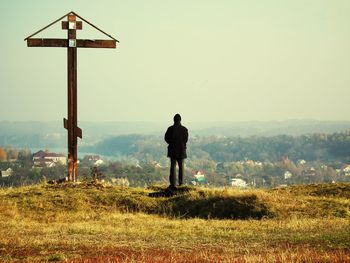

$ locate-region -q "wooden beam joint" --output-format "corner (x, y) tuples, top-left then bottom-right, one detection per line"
(62, 21), (82, 30)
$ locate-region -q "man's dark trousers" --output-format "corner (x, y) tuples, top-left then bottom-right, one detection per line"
(170, 158), (184, 187)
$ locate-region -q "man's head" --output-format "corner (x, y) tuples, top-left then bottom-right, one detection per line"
(173, 114), (181, 123)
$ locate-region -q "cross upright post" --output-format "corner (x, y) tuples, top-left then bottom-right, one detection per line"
(66, 13), (79, 181)
(25, 11), (118, 182)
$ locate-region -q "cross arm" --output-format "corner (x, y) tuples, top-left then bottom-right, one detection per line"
(27, 38), (116, 48)
(78, 39), (116, 48)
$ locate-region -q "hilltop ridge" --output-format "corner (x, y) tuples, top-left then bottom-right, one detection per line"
(1, 182), (349, 220)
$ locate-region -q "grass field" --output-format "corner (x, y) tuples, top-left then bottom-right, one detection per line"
(0, 183), (349, 262)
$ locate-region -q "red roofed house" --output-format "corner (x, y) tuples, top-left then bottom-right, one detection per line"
(33, 150), (66, 167)
(192, 170), (206, 183)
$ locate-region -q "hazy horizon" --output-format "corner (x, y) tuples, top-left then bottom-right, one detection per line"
(1, 1), (350, 123)
(1, 119), (350, 124)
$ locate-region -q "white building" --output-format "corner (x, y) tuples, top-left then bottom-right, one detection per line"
(284, 171), (293, 179)
(231, 178), (247, 188)
(94, 159), (105, 166)
(342, 164), (350, 176)
(298, 160), (306, 165)
(33, 150), (66, 167)
(1, 168), (13, 178)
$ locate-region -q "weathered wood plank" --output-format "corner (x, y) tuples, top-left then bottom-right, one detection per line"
(27, 38), (67, 47)
(76, 39), (116, 48)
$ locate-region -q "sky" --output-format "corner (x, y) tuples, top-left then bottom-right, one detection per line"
(1, 0), (350, 123)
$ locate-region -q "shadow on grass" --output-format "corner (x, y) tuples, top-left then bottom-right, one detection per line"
(147, 186), (272, 219)
(164, 194), (272, 219)
(4, 183), (273, 220)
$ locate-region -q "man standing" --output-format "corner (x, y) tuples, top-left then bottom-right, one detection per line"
(165, 114), (188, 190)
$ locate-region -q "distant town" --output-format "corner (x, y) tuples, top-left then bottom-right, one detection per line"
(1, 119), (350, 188)
(1, 130), (350, 188)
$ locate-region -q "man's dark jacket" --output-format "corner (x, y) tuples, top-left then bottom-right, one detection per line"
(165, 123), (188, 159)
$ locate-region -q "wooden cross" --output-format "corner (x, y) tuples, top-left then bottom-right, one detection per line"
(25, 11), (118, 182)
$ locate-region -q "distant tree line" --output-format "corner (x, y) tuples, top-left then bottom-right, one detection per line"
(82, 132), (350, 164)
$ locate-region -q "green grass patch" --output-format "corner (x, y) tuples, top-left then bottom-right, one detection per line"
(48, 253), (66, 262)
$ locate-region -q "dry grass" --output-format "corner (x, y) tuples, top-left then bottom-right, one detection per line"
(0, 183), (349, 262)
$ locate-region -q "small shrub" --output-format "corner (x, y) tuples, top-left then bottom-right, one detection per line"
(48, 253), (66, 261)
